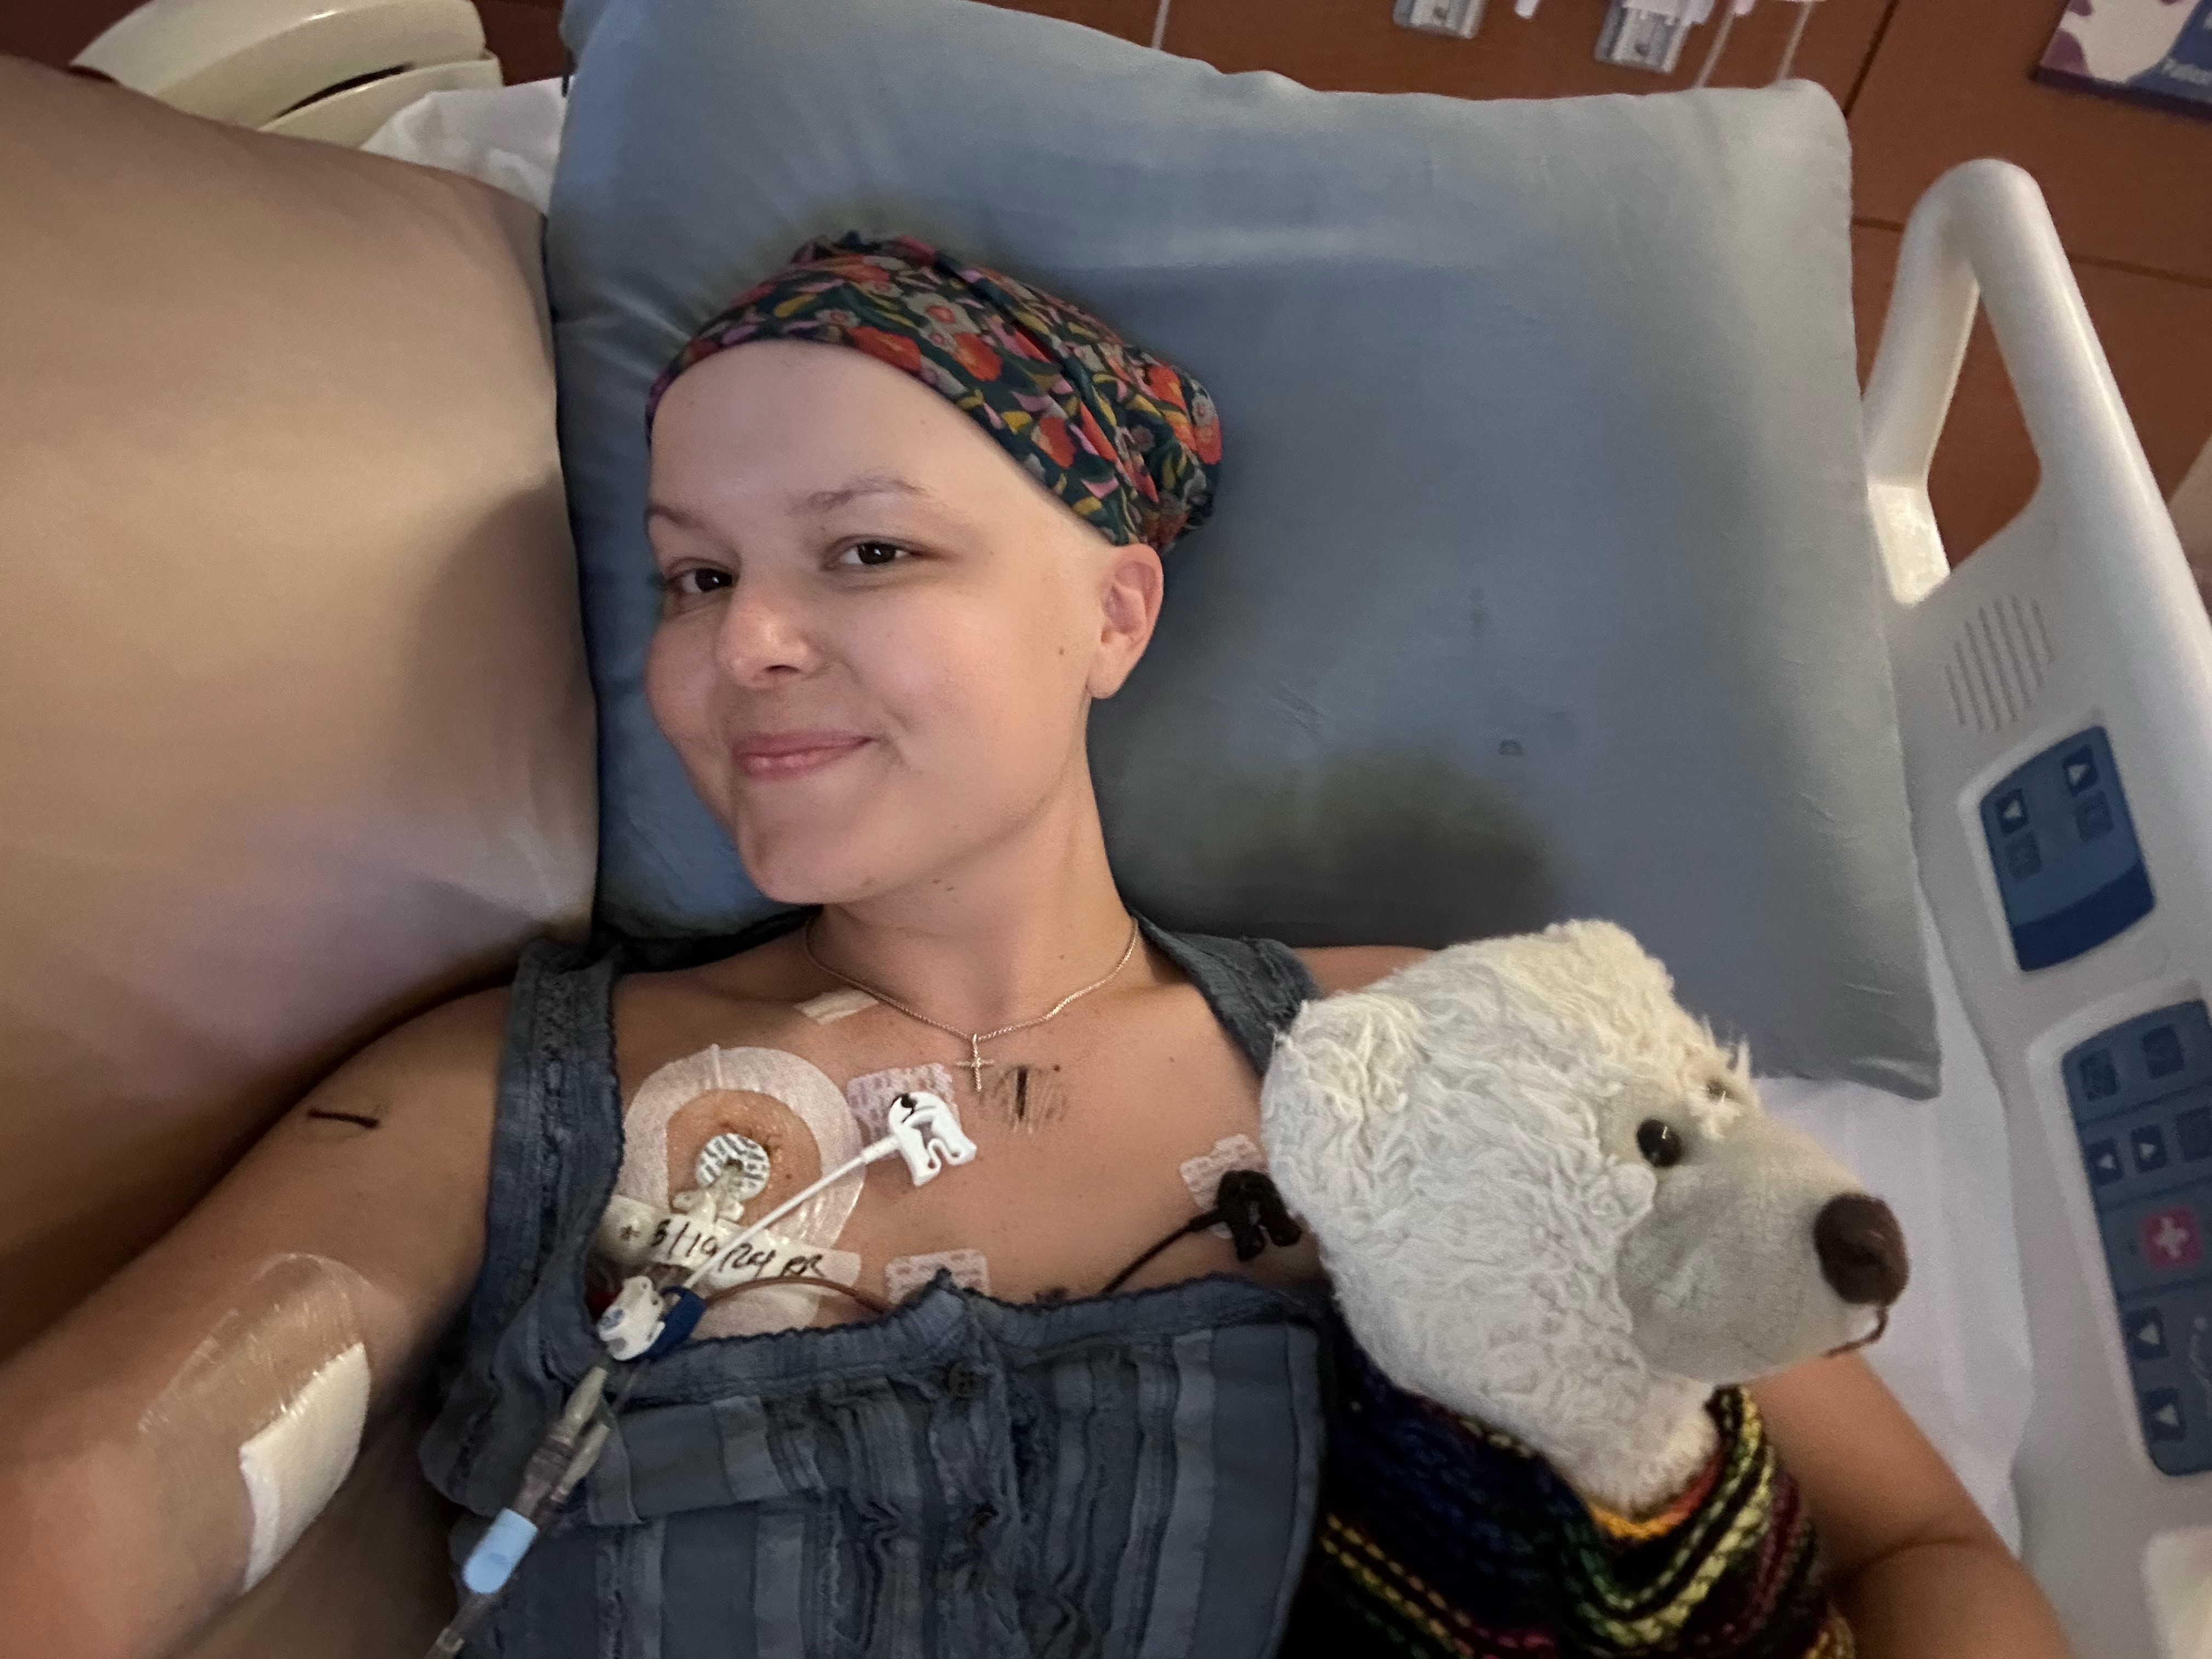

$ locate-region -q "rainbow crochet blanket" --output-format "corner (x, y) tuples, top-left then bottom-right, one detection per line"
(1281, 1336), (1853, 1658)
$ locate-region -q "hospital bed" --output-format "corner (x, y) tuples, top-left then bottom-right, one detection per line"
(10, 14), (2212, 1652)
(1864, 157), (2212, 1659)
(396, 84), (2212, 1650)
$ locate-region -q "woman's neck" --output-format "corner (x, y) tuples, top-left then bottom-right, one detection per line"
(804, 774), (1143, 1032)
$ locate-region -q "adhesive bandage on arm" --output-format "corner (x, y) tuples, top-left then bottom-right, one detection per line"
(136, 1253), (374, 1594)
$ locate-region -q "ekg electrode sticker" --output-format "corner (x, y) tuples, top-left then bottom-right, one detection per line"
(1182, 1135), (1267, 1237)
(885, 1248), (991, 1301)
(846, 1063), (962, 1138)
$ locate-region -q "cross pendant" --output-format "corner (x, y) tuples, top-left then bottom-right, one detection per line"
(960, 1043), (995, 1096)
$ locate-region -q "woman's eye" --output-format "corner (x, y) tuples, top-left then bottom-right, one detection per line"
(837, 540), (913, 569)
(660, 566), (733, 603)
(1637, 1119), (1685, 1169)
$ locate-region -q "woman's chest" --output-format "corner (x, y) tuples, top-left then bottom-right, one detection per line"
(602, 977), (1320, 1325)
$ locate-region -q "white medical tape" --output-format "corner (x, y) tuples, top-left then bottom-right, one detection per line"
(697, 1227), (859, 1295)
(797, 986), (878, 1024)
(695, 1237), (865, 1341)
(845, 1063), (961, 1138)
(885, 1248), (991, 1301)
(238, 1341), (371, 1589)
(1181, 1134), (1267, 1238)
(617, 1046), (862, 1249)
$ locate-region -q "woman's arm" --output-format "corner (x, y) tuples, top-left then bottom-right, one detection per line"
(0, 988), (508, 1659)
(1751, 1353), (2073, 1659)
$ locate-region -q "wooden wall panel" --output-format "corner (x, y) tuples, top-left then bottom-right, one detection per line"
(0, 1), (138, 66)
(1160, 0), (1892, 107)
(12, 0), (2201, 593)
(1853, 223), (2212, 562)
(476, 0), (566, 82)
(1850, 0), (2212, 282)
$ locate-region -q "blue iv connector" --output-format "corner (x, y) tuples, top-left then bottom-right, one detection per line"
(460, 1507), (541, 1595)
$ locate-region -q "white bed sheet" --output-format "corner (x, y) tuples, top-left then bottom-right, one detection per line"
(366, 75), (2038, 1550)
(363, 78), (566, 213)
(1765, 894), (2035, 1549)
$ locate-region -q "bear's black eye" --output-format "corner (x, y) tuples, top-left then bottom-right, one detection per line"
(1637, 1119), (1685, 1169)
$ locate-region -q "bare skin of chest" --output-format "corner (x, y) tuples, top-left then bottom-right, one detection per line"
(610, 944), (1322, 1323)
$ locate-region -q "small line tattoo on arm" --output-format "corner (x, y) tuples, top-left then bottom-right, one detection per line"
(304, 1108), (381, 1130)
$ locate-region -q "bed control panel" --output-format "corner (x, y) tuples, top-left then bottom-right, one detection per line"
(1979, 726), (2155, 972)
(2068, 1001), (2212, 1475)
(1978, 726), (2155, 972)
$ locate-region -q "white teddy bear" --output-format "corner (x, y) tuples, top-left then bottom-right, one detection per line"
(1262, 921), (1906, 1658)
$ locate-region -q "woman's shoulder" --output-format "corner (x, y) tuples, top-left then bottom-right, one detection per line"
(1295, 945), (1431, 997)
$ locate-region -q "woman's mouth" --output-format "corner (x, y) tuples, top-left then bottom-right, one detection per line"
(731, 732), (871, 780)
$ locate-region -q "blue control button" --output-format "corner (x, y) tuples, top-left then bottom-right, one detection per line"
(2135, 1125), (2172, 1173)
(2081, 1049), (2120, 1103)
(2065, 1005), (2212, 1127)
(1979, 726), (2153, 972)
(2145, 1388), (2188, 1444)
(2126, 1307), (2171, 1360)
(2085, 1138), (2125, 1187)
(2180, 1109), (2212, 1163)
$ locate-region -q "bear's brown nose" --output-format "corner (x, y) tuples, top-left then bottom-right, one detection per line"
(1814, 1193), (1909, 1306)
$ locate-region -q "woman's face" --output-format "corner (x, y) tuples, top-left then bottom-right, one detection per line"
(645, 340), (1161, 905)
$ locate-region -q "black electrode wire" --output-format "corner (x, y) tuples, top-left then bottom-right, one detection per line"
(1100, 1215), (1221, 1296)
(1100, 1170), (1305, 1297)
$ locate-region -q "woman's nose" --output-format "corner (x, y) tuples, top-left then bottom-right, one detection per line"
(713, 583), (816, 681)
(1813, 1193), (1910, 1306)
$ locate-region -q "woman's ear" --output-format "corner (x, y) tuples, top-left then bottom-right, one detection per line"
(1088, 540), (1164, 699)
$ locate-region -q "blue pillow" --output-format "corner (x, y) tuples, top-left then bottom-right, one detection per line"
(551, 0), (1938, 1095)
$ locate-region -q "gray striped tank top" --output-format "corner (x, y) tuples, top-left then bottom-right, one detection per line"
(418, 913), (1333, 1658)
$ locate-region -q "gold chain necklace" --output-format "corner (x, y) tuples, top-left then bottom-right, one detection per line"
(800, 913), (1142, 1106)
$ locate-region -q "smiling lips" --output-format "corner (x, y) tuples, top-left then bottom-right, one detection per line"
(732, 731), (871, 780)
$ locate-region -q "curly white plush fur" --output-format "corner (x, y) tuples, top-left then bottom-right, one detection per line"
(1261, 921), (1892, 1516)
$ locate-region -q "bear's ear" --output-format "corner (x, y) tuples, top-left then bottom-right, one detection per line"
(1263, 985), (1427, 1128)
(1545, 919), (1671, 986)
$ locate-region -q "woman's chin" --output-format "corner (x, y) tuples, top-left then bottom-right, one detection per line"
(737, 834), (902, 908)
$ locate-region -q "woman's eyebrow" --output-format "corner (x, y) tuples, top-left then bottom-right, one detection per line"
(645, 499), (709, 532)
(800, 473), (935, 514)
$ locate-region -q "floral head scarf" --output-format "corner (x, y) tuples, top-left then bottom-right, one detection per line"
(646, 233), (1222, 553)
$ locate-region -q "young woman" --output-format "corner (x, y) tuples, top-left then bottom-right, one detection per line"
(0, 237), (2068, 1659)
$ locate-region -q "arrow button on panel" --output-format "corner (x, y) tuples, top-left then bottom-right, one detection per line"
(2144, 1387), (2187, 1443)
(2063, 748), (2098, 794)
(1996, 790), (2030, 833)
(2126, 1307), (2170, 1361)
(2085, 1138), (2124, 1187)
(2135, 1125), (2172, 1174)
